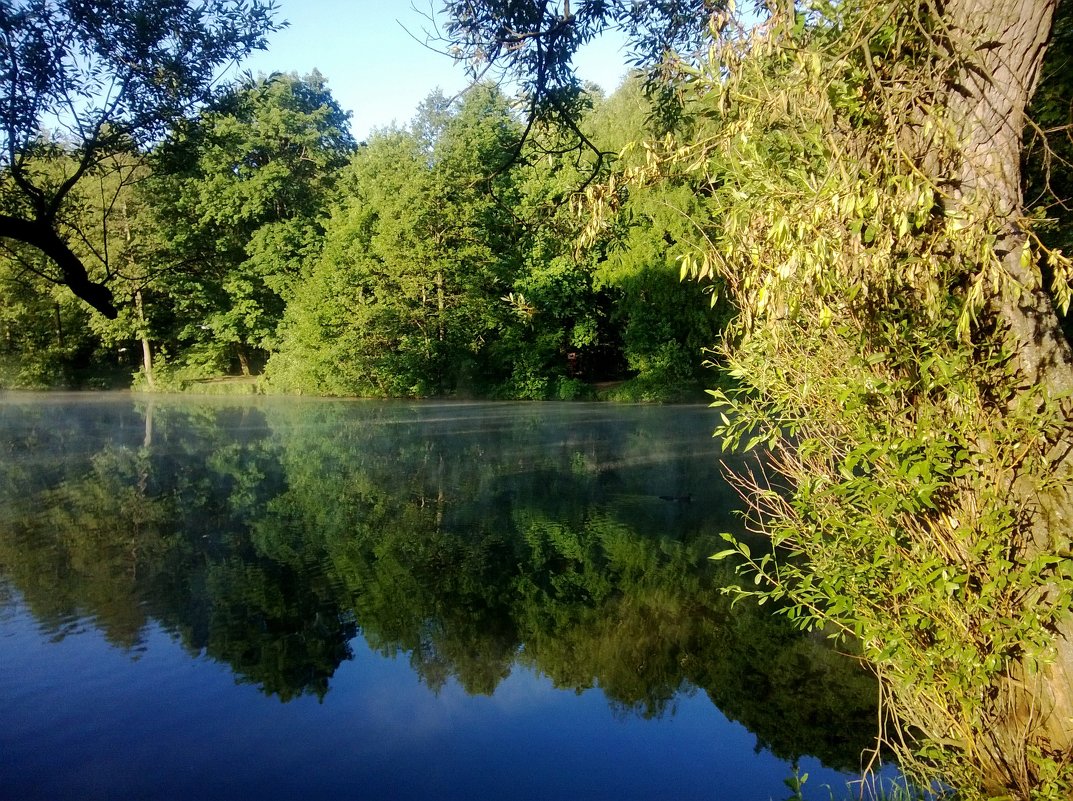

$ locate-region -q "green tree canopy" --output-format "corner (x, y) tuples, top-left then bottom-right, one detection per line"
(0, 0), (282, 318)
(268, 84), (524, 395)
(145, 71), (355, 376)
(442, 0), (1073, 797)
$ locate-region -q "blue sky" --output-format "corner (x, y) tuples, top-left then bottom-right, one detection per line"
(237, 1), (632, 141)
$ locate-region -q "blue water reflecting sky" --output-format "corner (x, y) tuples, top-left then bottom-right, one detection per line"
(0, 396), (892, 801)
(2, 600), (864, 801)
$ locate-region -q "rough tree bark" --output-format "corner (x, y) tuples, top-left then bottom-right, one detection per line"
(945, 0), (1073, 784)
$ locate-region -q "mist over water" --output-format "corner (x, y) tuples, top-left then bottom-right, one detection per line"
(0, 394), (886, 801)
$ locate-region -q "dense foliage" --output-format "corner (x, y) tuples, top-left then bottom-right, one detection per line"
(0, 0), (282, 317)
(4, 1), (1073, 797)
(433, 0), (1073, 798)
(683, 7), (1073, 794)
(146, 71), (356, 377)
(0, 65), (723, 399)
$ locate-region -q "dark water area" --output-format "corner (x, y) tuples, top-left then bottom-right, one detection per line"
(0, 394), (887, 801)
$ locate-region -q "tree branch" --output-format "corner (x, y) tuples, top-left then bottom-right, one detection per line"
(0, 214), (117, 317)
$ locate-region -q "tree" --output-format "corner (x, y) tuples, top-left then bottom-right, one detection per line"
(0, 0), (282, 318)
(268, 85), (524, 395)
(0, 147), (149, 387)
(442, 0), (1073, 796)
(0, 255), (99, 386)
(437, 0), (718, 176)
(486, 78), (727, 401)
(145, 71), (354, 376)
(583, 77), (728, 399)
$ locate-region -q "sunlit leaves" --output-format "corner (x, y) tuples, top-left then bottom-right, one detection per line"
(267, 85), (524, 396)
(143, 71), (354, 374)
(573, 0), (1073, 795)
(0, 0), (284, 315)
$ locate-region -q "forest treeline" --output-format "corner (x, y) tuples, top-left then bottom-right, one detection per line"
(0, 72), (724, 401)
(5, 0), (1073, 795)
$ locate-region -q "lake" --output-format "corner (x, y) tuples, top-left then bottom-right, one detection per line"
(0, 394), (886, 801)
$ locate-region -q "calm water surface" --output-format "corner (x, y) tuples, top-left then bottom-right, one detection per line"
(0, 394), (883, 801)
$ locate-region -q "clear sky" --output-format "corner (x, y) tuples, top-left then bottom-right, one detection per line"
(237, 1), (631, 141)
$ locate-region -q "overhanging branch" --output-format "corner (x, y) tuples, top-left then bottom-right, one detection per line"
(0, 214), (117, 317)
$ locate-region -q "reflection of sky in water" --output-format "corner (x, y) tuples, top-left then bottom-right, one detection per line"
(0, 396), (892, 801)
(1, 608), (866, 801)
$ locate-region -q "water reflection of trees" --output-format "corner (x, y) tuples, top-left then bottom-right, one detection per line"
(0, 397), (879, 770)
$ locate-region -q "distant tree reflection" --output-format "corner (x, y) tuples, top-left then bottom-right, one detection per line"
(0, 398), (880, 770)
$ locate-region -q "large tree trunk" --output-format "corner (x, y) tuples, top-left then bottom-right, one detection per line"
(948, 0), (1073, 396)
(945, 0), (1073, 787)
(236, 346), (252, 377)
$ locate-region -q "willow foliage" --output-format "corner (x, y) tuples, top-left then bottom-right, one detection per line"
(581, 1), (1073, 797)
